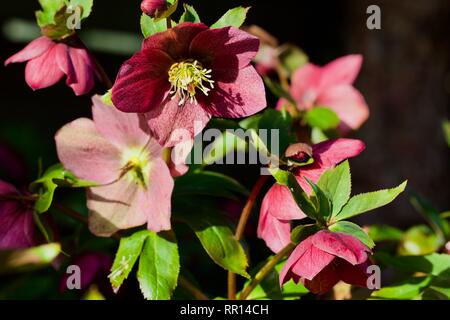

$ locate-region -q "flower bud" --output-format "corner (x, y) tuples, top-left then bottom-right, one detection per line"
(285, 143), (313, 163)
(141, 0), (168, 18)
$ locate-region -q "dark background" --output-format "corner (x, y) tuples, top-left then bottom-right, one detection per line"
(0, 0), (449, 262)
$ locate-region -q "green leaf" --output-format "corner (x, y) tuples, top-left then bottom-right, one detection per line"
(179, 4), (200, 23)
(35, 0), (66, 27)
(30, 163), (97, 213)
(185, 215), (249, 278)
(137, 231), (180, 300)
(101, 89), (113, 106)
(202, 131), (248, 166)
(140, 13), (167, 38)
(269, 168), (317, 220)
(310, 127), (328, 144)
(258, 108), (294, 156)
(68, 0), (93, 19)
(278, 45), (308, 77)
(211, 7), (249, 29)
(335, 181), (407, 221)
(305, 178), (331, 221)
(291, 224), (319, 244)
(0, 243), (61, 274)
(371, 276), (431, 300)
(374, 252), (450, 276)
(317, 160), (351, 218)
(109, 230), (149, 293)
(174, 170), (249, 200)
(367, 224), (403, 242)
(408, 191), (449, 239)
(329, 221), (375, 249)
(398, 225), (441, 256)
(304, 107), (340, 130)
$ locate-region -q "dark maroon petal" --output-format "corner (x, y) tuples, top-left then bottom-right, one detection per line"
(301, 261), (341, 294)
(338, 259), (371, 288)
(142, 22), (208, 61)
(112, 48), (173, 113)
(146, 96), (211, 147)
(0, 140), (29, 184)
(200, 65), (266, 118)
(190, 26), (259, 73)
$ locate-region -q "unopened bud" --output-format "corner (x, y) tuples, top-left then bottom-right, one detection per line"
(141, 0), (168, 18)
(285, 143), (313, 163)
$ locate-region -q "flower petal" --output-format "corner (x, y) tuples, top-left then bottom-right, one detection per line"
(143, 22), (208, 60)
(201, 65), (266, 118)
(316, 85), (369, 132)
(291, 242), (335, 280)
(91, 95), (151, 149)
(146, 97), (211, 147)
(55, 118), (122, 184)
(67, 46), (95, 95)
(320, 54), (363, 88)
(257, 202), (291, 253)
(261, 184), (306, 221)
(301, 261), (340, 294)
(190, 26), (259, 72)
(112, 48), (173, 113)
(4, 36), (54, 65)
(290, 63), (322, 110)
(279, 237), (313, 285)
(87, 179), (147, 237)
(338, 259), (370, 288)
(312, 230), (370, 265)
(24, 45), (64, 90)
(312, 138), (365, 168)
(138, 158), (174, 232)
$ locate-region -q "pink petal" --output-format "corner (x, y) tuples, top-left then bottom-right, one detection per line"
(290, 63), (322, 110)
(143, 22), (208, 60)
(87, 179), (147, 237)
(190, 26), (260, 72)
(320, 54), (363, 88)
(67, 46), (95, 95)
(4, 36), (54, 65)
(112, 48), (173, 113)
(338, 260), (370, 288)
(301, 261), (340, 294)
(279, 236), (317, 285)
(168, 141), (192, 177)
(24, 45), (64, 90)
(201, 65), (266, 118)
(261, 184), (306, 220)
(55, 118), (122, 185)
(316, 85), (369, 132)
(91, 95), (152, 149)
(291, 241), (335, 280)
(312, 138), (365, 168)
(257, 203), (291, 253)
(146, 97), (211, 148)
(312, 230), (370, 265)
(138, 158), (174, 232)
(54, 43), (76, 85)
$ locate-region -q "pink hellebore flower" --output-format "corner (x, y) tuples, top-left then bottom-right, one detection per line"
(280, 230), (371, 294)
(55, 95), (174, 237)
(112, 22), (266, 147)
(258, 138), (365, 253)
(5, 36), (97, 96)
(0, 180), (36, 249)
(278, 55), (369, 133)
(141, 0), (168, 17)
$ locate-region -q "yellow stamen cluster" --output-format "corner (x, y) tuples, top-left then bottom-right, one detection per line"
(168, 59), (214, 105)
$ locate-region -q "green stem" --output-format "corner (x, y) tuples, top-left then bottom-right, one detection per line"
(239, 242), (296, 300)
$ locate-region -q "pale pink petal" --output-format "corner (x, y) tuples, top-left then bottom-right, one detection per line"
(290, 63), (322, 110)
(262, 184), (306, 220)
(87, 179), (147, 237)
(138, 158), (174, 232)
(91, 95), (151, 149)
(146, 97), (211, 148)
(168, 141), (193, 177)
(320, 54), (363, 88)
(316, 85), (369, 132)
(24, 45), (64, 90)
(201, 65), (266, 118)
(279, 236), (314, 285)
(312, 230), (370, 265)
(257, 202), (291, 253)
(55, 118), (122, 184)
(4, 36), (54, 65)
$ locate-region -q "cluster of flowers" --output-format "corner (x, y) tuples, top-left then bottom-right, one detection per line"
(1, 0), (376, 296)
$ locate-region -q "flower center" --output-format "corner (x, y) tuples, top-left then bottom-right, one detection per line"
(168, 59), (215, 106)
(121, 148), (151, 188)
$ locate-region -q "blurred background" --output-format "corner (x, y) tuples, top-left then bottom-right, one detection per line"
(0, 0), (449, 298)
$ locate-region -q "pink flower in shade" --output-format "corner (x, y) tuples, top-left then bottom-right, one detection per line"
(55, 95), (174, 237)
(0, 180), (37, 249)
(112, 22), (266, 147)
(5, 36), (97, 96)
(141, 0), (168, 17)
(278, 55), (369, 133)
(279, 230), (372, 294)
(257, 139), (365, 253)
